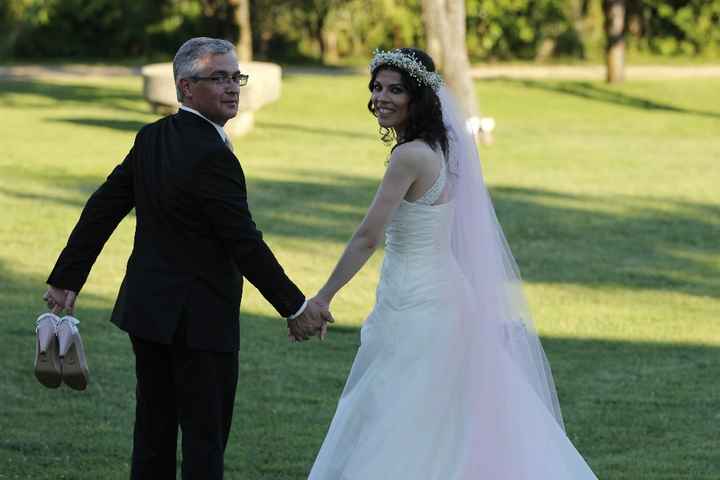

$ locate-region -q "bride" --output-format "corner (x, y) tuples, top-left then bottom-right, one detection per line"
(307, 48), (598, 479)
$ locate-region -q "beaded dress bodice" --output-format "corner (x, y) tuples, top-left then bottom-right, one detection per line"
(384, 162), (451, 257)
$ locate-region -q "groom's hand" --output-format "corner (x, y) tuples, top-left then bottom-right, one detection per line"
(287, 315), (311, 342)
(43, 285), (77, 315)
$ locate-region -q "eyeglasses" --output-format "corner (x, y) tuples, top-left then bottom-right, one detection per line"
(191, 73), (249, 86)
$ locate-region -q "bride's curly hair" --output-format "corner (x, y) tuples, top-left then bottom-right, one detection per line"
(367, 48), (448, 158)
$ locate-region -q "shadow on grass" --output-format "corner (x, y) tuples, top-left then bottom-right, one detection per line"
(0, 169), (135, 217)
(247, 172), (378, 243)
(249, 177), (720, 298)
(1, 255), (718, 478)
(0, 184), (102, 211)
(4, 78), (714, 297)
(7, 158), (717, 298)
(49, 117), (147, 133)
(256, 121), (376, 140)
(539, 335), (719, 477)
(492, 78), (720, 119)
(492, 186), (720, 298)
(0, 79), (149, 115)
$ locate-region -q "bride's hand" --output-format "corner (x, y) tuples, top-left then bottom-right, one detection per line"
(309, 295), (334, 340)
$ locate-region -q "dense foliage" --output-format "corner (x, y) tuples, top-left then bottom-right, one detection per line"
(1, 0), (718, 61)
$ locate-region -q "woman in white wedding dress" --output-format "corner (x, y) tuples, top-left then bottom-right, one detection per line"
(307, 48), (598, 480)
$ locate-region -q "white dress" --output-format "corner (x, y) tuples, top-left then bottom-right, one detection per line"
(309, 163), (597, 480)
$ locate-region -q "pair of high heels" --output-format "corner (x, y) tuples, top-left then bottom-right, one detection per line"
(34, 313), (89, 390)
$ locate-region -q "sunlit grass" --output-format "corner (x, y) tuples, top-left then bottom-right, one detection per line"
(0, 72), (718, 479)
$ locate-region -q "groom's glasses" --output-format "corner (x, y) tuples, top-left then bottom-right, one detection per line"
(191, 73), (249, 87)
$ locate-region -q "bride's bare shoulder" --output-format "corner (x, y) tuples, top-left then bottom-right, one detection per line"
(389, 140), (441, 167)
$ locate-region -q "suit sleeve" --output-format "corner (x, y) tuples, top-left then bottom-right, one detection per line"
(196, 148), (305, 317)
(47, 146), (135, 292)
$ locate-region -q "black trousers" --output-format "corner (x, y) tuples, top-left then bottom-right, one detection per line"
(129, 321), (239, 480)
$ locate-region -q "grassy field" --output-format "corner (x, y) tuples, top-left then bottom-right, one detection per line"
(0, 71), (718, 479)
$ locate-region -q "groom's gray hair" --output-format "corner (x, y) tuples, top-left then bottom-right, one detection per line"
(173, 37), (236, 102)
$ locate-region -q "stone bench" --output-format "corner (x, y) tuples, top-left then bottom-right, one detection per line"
(141, 61), (282, 136)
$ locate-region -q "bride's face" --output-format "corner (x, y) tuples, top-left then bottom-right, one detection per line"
(371, 69), (411, 132)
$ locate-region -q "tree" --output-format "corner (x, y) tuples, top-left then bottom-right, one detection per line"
(421, 0), (481, 136)
(604, 0), (626, 83)
(293, 0), (343, 62)
(230, 0), (252, 62)
(421, 0), (446, 70)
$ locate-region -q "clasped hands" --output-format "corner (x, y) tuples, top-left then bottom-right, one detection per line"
(287, 296), (334, 342)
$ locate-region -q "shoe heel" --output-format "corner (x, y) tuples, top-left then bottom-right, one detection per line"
(57, 316), (89, 391)
(61, 336), (89, 391)
(34, 313), (61, 388)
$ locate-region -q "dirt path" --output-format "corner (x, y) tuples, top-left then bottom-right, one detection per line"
(470, 64), (720, 80)
(1, 63), (718, 80)
(0, 64), (140, 79)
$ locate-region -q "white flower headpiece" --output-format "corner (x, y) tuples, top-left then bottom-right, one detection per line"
(369, 48), (443, 92)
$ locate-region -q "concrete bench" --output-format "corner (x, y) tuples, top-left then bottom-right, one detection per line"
(141, 61), (282, 136)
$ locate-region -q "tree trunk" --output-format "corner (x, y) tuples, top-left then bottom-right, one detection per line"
(315, 17), (327, 61)
(420, 0), (478, 118)
(604, 0), (625, 83)
(323, 29), (339, 63)
(535, 37), (557, 62)
(305, 8), (328, 62)
(421, 0), (447, 70)
(231, 0), (252, 62)
(421, 0), (482, 140)
(444, 0), (479, 120)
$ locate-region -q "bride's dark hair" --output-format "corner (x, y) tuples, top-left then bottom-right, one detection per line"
(367, 48), (449, 158)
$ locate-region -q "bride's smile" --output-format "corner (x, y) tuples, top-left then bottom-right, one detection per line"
(371, 69), (410, 131)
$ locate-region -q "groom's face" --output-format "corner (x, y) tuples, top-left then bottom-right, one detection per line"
(182, 52), (240, 125)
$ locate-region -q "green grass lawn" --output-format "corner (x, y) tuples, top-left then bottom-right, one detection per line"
(0, 71), (718, 479)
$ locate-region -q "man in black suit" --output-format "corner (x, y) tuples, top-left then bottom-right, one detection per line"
(43, 37), (331, 479)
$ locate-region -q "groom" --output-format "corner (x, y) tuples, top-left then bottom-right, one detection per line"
(43, 37), (331, 479)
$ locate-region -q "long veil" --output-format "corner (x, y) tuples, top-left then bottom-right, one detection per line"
(439, 86), (564, 429)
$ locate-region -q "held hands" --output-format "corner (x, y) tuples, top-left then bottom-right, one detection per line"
(42, 285), (77, 315)
(287, 296), (334, 342)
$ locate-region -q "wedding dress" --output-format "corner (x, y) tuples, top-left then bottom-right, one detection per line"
(308, 89), (598, 480)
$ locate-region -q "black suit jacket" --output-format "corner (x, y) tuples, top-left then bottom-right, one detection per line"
(48, 110), (304, 352)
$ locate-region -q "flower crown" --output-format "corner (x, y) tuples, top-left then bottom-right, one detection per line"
(369, 49), (443, 92)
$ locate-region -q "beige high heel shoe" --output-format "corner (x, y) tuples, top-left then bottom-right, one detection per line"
(34, 313), (62, 388)
(57, 316), (89, 391)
